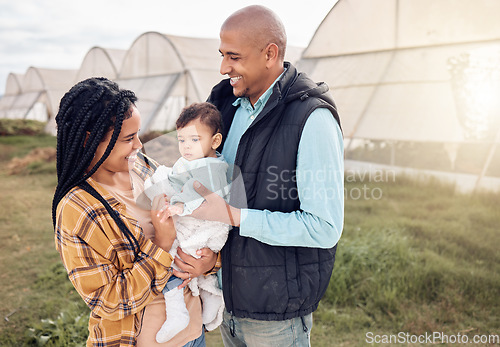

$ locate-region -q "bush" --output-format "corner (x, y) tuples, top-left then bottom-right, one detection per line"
(24, 263), (90, 346)
(0, 119), (47, 136)
(25, 306), (88, 346)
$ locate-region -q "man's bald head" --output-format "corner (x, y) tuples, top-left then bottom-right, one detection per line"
(221, 5), (287, 61)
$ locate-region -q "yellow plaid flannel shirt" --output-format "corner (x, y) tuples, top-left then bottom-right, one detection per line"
(55, 154), (173, 346)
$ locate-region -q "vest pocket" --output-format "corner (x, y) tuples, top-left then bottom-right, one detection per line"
(231, 264), (288, 314)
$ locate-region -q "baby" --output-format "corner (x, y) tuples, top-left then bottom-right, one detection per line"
(144, 102), (230, 343)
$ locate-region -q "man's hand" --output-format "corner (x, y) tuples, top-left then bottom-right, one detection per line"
(190, 181), (241, 226)
(173, 248), (217, 289)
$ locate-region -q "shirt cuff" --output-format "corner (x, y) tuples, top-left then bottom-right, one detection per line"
(239, 208), (263, 239)
(142, 239), (174, 269)
(140, 240), (174, 294)
(204, 252), (222, 276)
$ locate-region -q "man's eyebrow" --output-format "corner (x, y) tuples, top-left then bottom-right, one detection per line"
(219, 49), (240, 56)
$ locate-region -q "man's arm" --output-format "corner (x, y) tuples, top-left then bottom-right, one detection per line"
(191, 108), (343, 248)
(239, 108), (344, 248)
(170, 162), (229, 215)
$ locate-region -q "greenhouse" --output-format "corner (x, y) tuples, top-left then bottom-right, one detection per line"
(297, 0), (500, 191)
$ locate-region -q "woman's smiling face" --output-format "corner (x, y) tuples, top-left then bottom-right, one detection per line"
(88, 105), (143, 175)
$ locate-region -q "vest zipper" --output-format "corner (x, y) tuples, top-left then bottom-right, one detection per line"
(229, 312), (236, 337)
(300, 315), (309, 333)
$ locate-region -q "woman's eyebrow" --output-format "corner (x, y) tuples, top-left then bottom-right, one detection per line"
(123, 131), (137, 139)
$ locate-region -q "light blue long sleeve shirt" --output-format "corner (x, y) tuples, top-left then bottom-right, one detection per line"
(221, 74), (344, 249)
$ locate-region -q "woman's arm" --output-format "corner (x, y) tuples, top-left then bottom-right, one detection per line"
(56, 197), (174, 321)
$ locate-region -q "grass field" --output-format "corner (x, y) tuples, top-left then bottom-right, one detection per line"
(0, 135), (499, 346)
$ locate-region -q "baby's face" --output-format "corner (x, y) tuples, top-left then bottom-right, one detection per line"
(177, 118), (217, 161)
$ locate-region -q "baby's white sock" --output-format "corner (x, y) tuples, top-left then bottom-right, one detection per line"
(201, 291), (222, 325)
(156, 287), (190, 343)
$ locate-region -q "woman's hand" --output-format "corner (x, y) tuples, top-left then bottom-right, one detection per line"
(173, 248), (217, 289)
(150, 194), (176, 251)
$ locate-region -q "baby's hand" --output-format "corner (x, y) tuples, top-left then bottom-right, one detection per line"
(168, 203), (184, 216)
(151, 194), (176, 250)
(151, 207), (171, 228)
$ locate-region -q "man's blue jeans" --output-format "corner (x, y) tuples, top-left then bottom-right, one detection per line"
(183, 328), (206, 347)
(220, 310), (312, 346)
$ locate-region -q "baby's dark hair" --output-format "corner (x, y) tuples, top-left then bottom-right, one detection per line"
(52, 77), (141, 259)
(176, 102), (223, 135)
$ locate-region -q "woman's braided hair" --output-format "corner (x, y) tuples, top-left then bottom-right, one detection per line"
(52, 77), (140, 258)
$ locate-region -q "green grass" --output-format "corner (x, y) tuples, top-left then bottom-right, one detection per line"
(314, 176), (500, 345)
(0, 119), (47, 136)
(1, 136), (499, 346)
(0, 135), (56, 163)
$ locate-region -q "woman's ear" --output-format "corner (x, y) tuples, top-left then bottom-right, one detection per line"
(212, 133), (223, 149)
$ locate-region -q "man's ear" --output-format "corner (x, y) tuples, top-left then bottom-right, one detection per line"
(84, 131), (90, 147)
(212, 133), (223, 149)
(265, 43), (279, 67)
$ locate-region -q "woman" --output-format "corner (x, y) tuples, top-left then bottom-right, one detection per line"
(52, 77), (217, 346)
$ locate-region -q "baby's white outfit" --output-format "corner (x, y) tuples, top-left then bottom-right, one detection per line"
(144, 155), (230, 343)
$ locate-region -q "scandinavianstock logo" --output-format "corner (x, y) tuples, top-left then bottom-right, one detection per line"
(344, 167), (396, 200)
(265, 165), (395, 201)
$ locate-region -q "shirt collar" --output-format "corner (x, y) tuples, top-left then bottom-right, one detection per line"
(232, 68), (287, 110)
(85, 153), (154, 209)
(86, 176), (121, 208)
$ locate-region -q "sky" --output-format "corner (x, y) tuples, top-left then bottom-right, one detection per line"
(0, 0), (337, 95)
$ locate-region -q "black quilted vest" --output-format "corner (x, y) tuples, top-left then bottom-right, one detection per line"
(207, 62), (341, 320)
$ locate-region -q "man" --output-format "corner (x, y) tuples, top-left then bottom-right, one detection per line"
(191, 5), (344, 346)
